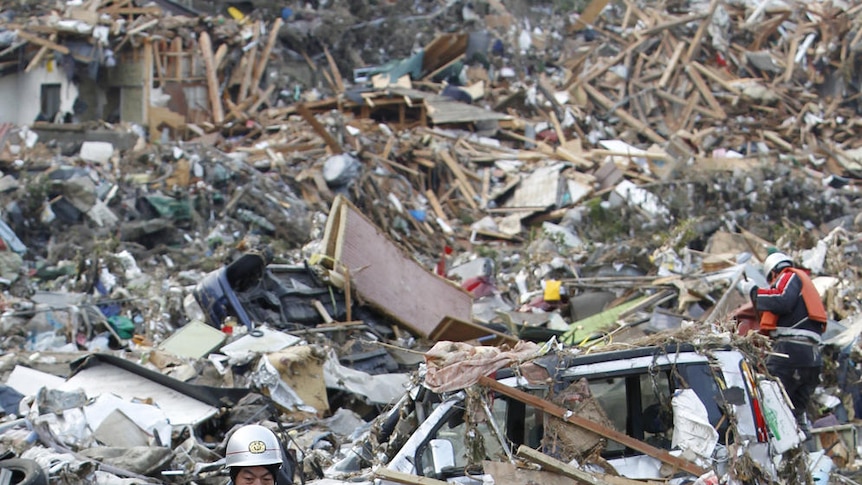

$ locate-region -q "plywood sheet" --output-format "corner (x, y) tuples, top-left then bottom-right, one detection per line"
(429, 316), (518, 346)
(323, 196), (472, 337)
(483, 461), (572, 485)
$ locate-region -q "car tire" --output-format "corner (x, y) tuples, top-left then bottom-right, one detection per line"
(0, 458), (49, 485)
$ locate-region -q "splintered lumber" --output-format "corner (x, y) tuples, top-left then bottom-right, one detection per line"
(483, 461), (578, 485)
(683, 0), (719, 64)
(636, 12), (709, 37)
(15, 31), (70, 55)
(583, 84), (667, 144)
(297, 103), (343, 154)
(321, 196), (472, 338)
(198, 32), (224, 124)
(425, 189), (448, 222)
(239, 23), (260, 101)
(515, 446), (614, 485)
(25, 34), (55, 73)
(323, 46), (345, 93)
(251, 18), (284, 93)
(375, 467), (449, 485)
(477, 376), (708, 477)
(438, 149), (479, 203)
(685, 65), (726, 118)
(688, 62), (741, 95)
(570, 0), (611, 31)
(658, 41), (685, 88)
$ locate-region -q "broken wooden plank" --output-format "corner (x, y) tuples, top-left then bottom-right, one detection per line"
(682, 0), (719, 64)
(152, 40), (166, 87)
(239, 23), (260, 102)
(652, 88), (718, 118)
(439, 149), (479, 202)
(125, 18), (160, 37)
(570, 0), (611, 31)
(199, 31), (224, 124)
(252, 18), (284, 93)
(101, 6), (162, 15)
(685, 65), (727, 118)
(583, 83), (667, 144)
(25, 33), (56, 73)
(15, 31), (70, 55)
(478, 376), (708, 477)
(375, 467), (450, 485)
(657, 41), (685, 88)
(636, 12), (709, 37)
(430, 316), (519, 346)
(323, 45), (345, 93)
(321, 196), (473, 338)
(763, 130), (793, 152)
(425, 189), (448, 222)
(297, 103), (343, 154)
(484, 461), (577, 485)
(516, 446), (614, 485)
(688, 62), (741, 95)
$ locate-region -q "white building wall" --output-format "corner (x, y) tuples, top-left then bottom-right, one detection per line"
(0, 62), (79, 125)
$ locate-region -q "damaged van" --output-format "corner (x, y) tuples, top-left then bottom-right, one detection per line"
(322, 343), (817, 484)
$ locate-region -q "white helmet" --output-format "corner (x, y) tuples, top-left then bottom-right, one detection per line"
(225, 424), (283, 468)
(763, 252), (792, 278)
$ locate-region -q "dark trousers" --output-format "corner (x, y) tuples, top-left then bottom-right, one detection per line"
(766, 363), (820, 420)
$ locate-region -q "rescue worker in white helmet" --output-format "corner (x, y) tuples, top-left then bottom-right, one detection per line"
(739, 251), (828, 433)
(225, 424), (283, 485)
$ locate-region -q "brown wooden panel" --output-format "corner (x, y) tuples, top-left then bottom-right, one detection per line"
(324, 196), (472, 337)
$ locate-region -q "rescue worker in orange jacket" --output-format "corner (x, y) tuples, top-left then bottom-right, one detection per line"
(739, 251), (828, 429)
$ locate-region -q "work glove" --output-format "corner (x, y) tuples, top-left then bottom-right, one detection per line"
(737, 279), (758, 300)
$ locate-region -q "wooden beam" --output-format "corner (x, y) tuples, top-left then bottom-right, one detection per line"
(375, 466), (450, 485)
(652, 87), (721, 118)
(213, 43), (228, 71)
(297, 103), (343, 154)
(657, 41), (685, 89)
(152, 40), (166, 87)
(421, 53), (465, 82)
(324, 46), (345, 93)
(516, 446), (615, 485)
(15, 31), (69, 55)
(248, 83), (276, 113)
(101, 6), (163, 15)
(239, 23), (260, 102)
(636, 12), (709, 37)
(171, 37), (182, 79)
(251, 18), (284, 93)
(143, 38), (153, 130)
(199, 31), (224, 124)
(688, 62), (741, 94)
(425, 189), (448, 222)
(682, 0), (719, 64)
(439, 149), (479, 203)
(567, 37), (649, 91)
(583, 83), (667, 144)
(478, 376), (708, 477)
(570, 0), (611, 31)
(125, 18), (159, 37)
(25, 33), (56, 73)
(685, 65), (726, 118)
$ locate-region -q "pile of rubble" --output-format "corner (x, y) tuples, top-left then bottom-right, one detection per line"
(0, 0), (859, 483)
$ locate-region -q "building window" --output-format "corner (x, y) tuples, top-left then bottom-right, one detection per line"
(41, 84), (61, 121)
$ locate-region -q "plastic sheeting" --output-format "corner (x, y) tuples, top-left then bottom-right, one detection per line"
(671, 388), (719, 460)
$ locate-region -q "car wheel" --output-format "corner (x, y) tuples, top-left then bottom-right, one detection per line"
(0, 458), (49, 485)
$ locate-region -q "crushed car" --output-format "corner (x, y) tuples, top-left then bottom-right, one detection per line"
(317, 341), (826, 485)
